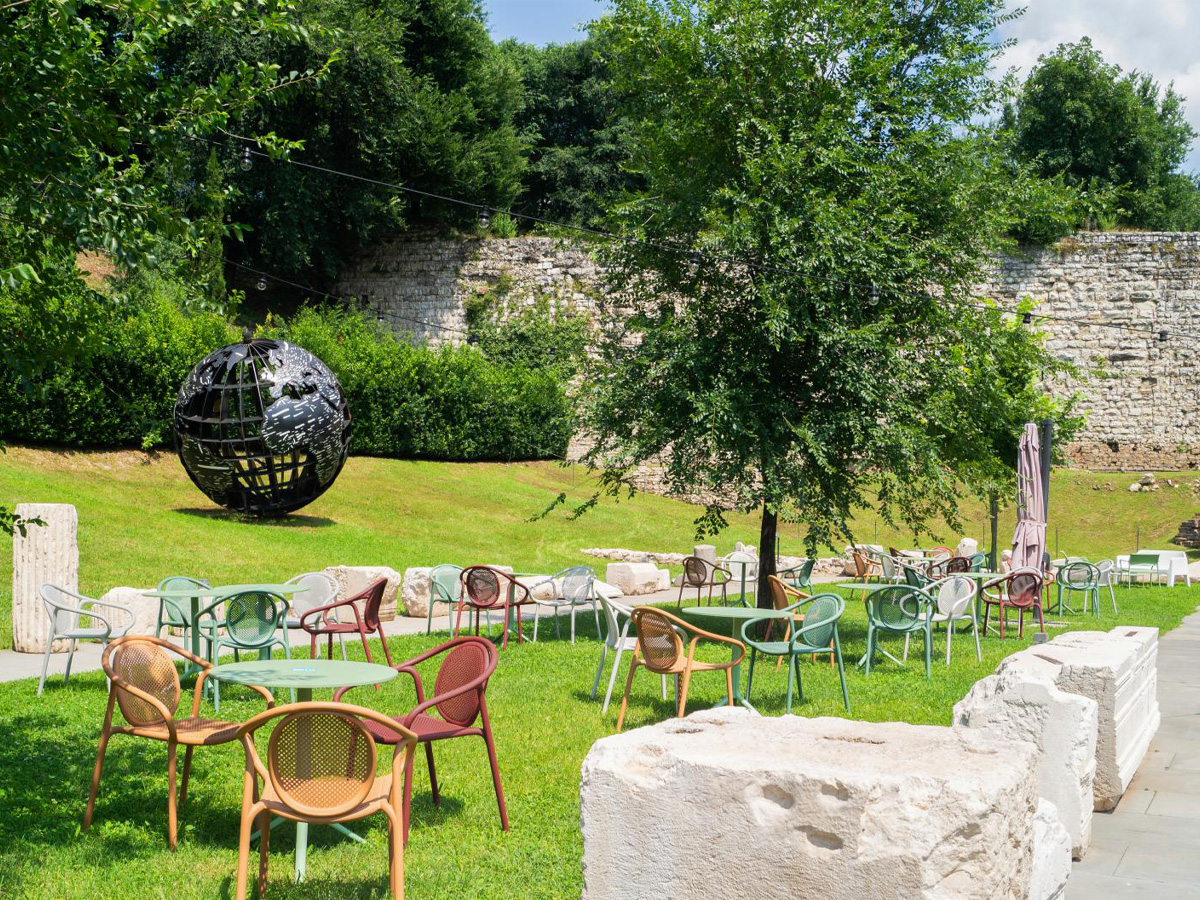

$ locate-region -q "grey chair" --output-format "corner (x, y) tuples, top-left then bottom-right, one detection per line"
(38, 584), (135, 695)
(427, 564), (465, 635)
(533, 565), (600, 643)
(591, 593), (670, 714)
(283, 572), (343, 658)
(1095, 559), (1118, 613)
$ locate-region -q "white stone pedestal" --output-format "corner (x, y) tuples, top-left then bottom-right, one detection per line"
(12, 503), (78, 653)
(323, 565), (403, 622)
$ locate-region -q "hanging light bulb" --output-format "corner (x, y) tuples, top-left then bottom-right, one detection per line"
(478, 208), (491, 229)
(688, 250), (702, 269)
(255, 277), (268, 292)
(1023, 311), (1033, 325)
(240, 147), (253, 172)
(376, 310), (384, 324)
(869, 284), (879, 306)
(1159, 330), (1168, 342)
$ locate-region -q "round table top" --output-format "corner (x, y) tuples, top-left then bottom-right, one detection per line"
(143, 583), (300, 600)
(208, 658), (398, 689)
(833, 582), (906, 593)
(678, 605), (790, 622)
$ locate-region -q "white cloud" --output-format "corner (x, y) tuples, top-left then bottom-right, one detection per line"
(996, 0), (1200, 172)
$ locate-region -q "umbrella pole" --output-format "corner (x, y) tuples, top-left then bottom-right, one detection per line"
(989, 491), (999, 571)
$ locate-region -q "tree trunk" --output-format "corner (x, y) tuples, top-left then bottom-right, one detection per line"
(989, 491), (999, 571)
(757, 505), (777, 610)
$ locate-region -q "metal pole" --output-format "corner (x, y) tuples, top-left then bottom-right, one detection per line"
(1040, 418), (1053, 523)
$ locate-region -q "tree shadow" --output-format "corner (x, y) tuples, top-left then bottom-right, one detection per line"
(171, 508), (336, 528)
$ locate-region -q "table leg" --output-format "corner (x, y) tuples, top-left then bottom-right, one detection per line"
(294, 687), (312, 882)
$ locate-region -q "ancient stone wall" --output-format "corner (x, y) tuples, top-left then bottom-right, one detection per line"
(337, 230), (1200, 472)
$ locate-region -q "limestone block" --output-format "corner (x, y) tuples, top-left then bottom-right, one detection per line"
(1029, 800), (1072, 900)
(692, 544), (716, 564)
(955, 537), (979, 558)
(12, 503), (78, 653)
(401, 567), (439, 619)
(655, 569), (671, 591)
(581, 708), (1040, 900)
(593, 580), (621, 601)
(323, 565), (403, 622)
(604, 563), (661, 596)
(98, 587), (158, 636)
(954, 652), (1097, 858)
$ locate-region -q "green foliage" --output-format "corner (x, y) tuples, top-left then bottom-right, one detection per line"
(464, 280), (591, 382)
(1009, 39), (1200, 231)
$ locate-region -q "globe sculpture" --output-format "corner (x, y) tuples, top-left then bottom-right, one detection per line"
(174, 337), (351, 516)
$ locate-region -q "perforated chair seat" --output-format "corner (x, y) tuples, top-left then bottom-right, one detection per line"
(362, 712), (482, 745)
(259, 772), (394, 823)
(126, 716), (241, 746)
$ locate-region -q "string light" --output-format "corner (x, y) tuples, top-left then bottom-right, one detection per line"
(239, 147), (253, 172)
(869, 284), (879, 306)
(1159, 330), (1168, 342)
(1022, 311), (1033, 325)
(478, 208), (491, 229)
(255, 277), (268, 292)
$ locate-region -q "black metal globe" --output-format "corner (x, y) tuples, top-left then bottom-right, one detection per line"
(174, 338), (351, 516)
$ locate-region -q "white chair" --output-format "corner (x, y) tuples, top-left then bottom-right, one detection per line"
(723, 550), (759, 602)
(532, 566), (600, 643)
(38, 584), (135, 695)
(283, 572), (344, 659)
(907, 575), (980, 664)
(1095, 559), (1118, 613)
(591, 593), (669, 714)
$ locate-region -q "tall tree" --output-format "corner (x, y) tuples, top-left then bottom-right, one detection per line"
(1009, 39), (1200, 231)
(574, 0), (1075, 602)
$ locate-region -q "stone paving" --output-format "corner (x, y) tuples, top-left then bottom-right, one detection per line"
(1067, 607), (1200, 898)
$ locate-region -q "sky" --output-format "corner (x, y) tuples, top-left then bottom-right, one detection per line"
(483, 0), (1200, 173)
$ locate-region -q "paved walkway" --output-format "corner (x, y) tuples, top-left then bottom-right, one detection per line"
(1067, 607), (1200, 898)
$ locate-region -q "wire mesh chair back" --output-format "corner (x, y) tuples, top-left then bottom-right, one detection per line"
(224, 591), (285, 646)
(798, 558), (815, 584)
(265, 709), (377, 819)
(286, 573), (337, 618)
(433, 638), (496, 726)
(934, 576), (976, 617)
(1063, 562), (1098, 590)
(946, 557), (971, 574)
(631, 608), (684, 673)
(903, 565), (925, 588)
(682, 556), (710, 587)
(430, 565), (464, 604)
(1008, 572), (1042, 606)
(357, 578), (388, 631)
(1095, 559), (1115, 584)
(157, 576), (210, 592)
(463, 567), (505, 609)
(796, 594), (843, 649)
(598, 594), (632, 648)
(876, 553), (896, 578)
(559, 566), (595, 604)
(109, 639), (182, 727)
(869, 586), (929, 631)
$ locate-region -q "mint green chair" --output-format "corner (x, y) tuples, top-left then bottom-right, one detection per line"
(864, 586), (934, 679)
(153, 575), (209, 642)
(427, 564), (464, 635)
(779, 558), (815, 592)
(968, 552), (987, 571)
(196, 590), (293, 712)
(1056, 562), (1101, 617)
(741, 593), (850, 713)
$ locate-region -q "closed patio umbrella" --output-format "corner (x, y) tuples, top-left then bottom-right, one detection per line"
(1011, 423), (1046, 570)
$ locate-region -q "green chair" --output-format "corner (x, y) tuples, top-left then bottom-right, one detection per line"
(1056, 562), (1101, 617)
(426, 564), (465, 635)
(742, 593), (850, 713)
(901, 564), (928, 589)
(968, 552), (987, 572)
(1122, 553), (1163, 587)
(196, 590), (293, 712)
(778, 558), (815, 592)
(864, 585), (934, 679)
(153, 575), (209, 643)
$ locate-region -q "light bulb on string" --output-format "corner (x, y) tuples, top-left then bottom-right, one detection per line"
(240, 147), (253, 172)
(478, 208), (491, 229)
(869, 284), (879, 306)
(1023, 312), (1033, 325)
(688, 250), (702, 270)
(1159, 330), (1168, 343)
(255, 277), (268, 292)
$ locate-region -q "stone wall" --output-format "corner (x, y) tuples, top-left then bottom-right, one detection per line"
(337, 230), (1200, 472)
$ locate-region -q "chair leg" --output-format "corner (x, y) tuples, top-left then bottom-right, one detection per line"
(677, 666), (693, 717)
(37, 635), (54, 696)
(387, 807), (403, 900)
(339, 634), (348, 660)
(401, 743), (416, 846)
(377, 626), (395, 668)
(745, 648), (757, 702)
(864, 626), (874, 674)
(945, 619), (954, 665)
(903, 633), (911, 661)
(533, 605), (541, 642)
(359, 627), (374, 664)
(425, 742), (439, 806)
(65, 638), (78, 684)
(481, 722), (509, 831)
(180, 746), (195, 805)
(591, 643), (608, 700)
(83, 726), (111, 831)
(971, 617), (982, 662)
(924, 629), (932, 679)
(836, 653), (850, 714)
(785, 656), (795, 713)
(592, 602), (601, 640)
(257, 806), (270, 898)
(235, 805), (254, 900)
(724, 667), (734, 707)
(615, 658), (640, 732)
(166, 741), (179, 850)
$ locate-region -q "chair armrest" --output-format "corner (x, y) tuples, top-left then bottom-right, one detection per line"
(192, 670), (274, 714)
(300, 597), (362, 630)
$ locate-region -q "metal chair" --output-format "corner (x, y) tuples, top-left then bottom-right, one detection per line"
(982, 570), (1045, 638)
(742, 593), (850, 713)
(1095, 559), (1119, 613)
(532, 565), (600, 642)
(1057, 562), (1102, 617)
(1121, 552), (1164, 587)
(591, 593), (670, 714)
(920, 575), (980, 664)
(968, 552), (987, 571)
(616, 606), (745, 732)
(85, 636), (274, 850)
(863, 586), (934, 679)
(723, 550), (758, 604)
(778, 557), (815, 592)
(153, 576), (209, 646)
(283, 572), (343, 659)
(872, 551), (901, 583)
(456, 566), (532, 648)
(38, 584), (135, 695)
(300, 576), (395, 666)
(676, 555), (731, 607)
(199, 590), (293, 712)
(233, 702), (416, 899)
(335, 636), (507, 846)
(426, 564), (464, 635)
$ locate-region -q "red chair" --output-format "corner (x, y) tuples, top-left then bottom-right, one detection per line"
(981, 570), (1044, 639)
(455, 566), (532, 649)
(335, 636), (507, 845)
(300, 577), (394, 667)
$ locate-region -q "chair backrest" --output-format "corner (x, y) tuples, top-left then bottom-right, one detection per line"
(766, 575), (797, 610)
(630, 607), (684, 674)
(224, 591), (286, 647)
(39, 583), (87, 633)
(432, 637), (497, 726)
(798, 558), (815, 583)
(558, 566), (595, 604)
(682, 556), (711, 587)
(873, 552), (896, 577)
(932, 576), (976, 617)
(106, 638), (182, 727)
(968, 552), (987, 571)
(462, 566), (507, 609)
(1062, 561), (1099, 589)
(795, 593), (843, 650)
(1007, 571), (1042, 606)
(1129, 552), (1160, 568)
(351, 577), (388, 630)
(931, 546), (951, 557)
(598, 594), (633, 648)
(867, 586), (930, 631)
(852, 552), (870, 578)
(946, 556), (971, 574)
(285, 572), (338, 618)
(1095, 559), (1115, 585)
(888, 547), (902, 561)
(430, 564), (464, 604)
(724, 551), (757, 583)
(157, 575), (210, 592)
(902, 565), (925, 588)
(267, 708), (378, 818)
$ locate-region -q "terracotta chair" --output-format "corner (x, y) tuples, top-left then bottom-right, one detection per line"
(300, 576), (394, 667)
(852, 550), (883, 583)
(981, 570), (1044, 639)
(616, 607), (745, 732)
(335, 636), (507, 845)
(456, 566), (532, 649)
(84, 636), (274, 849)
(675, 556), (731, 607)
(233, 702), (417, 900)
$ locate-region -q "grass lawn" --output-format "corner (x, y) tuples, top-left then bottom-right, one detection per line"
(1, 580), (1197, 900)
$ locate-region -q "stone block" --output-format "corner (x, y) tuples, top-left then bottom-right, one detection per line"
(12, 503), (78, 653)
(99, 587), (158, 637)
(604, 562), (661, 596)
(955, 537), (979, 558)
(400, 567), (438, 619)
(954, 652), (1097, 858)
(692, 544), (716, 564)
(655, 568), (671, 591)
(323, 565), (403, 622)
(1030, 800), (1072, 900)
(581, 708), (1040, 900)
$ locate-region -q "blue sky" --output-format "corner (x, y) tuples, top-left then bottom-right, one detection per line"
(483, 0), (1199, 172)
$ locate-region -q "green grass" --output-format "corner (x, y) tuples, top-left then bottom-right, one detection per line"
(1, 583), (1197, 900)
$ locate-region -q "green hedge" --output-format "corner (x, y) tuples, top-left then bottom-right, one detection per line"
(0, 283), (572, 460)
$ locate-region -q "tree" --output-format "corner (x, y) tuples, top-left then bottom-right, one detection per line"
(573, 0), (1076, 604)
(1009, 39), (1200, 231)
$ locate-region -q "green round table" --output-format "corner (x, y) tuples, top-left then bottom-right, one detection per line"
(677, 606), (790, 713)
(208, 658), (399, 883)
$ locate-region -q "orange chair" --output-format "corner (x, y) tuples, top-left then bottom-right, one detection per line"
(84, 636), (274, 849)
(233, 702), (417, 900)
(616, 607), (745, 732)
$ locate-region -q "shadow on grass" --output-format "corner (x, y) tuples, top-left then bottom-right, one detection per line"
(171, 508), (336, 528)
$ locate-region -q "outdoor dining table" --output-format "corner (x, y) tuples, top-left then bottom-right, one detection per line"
(207, 658), (399, 882)
(141, 583), (300, 674)
(677, 605), (791, 714)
